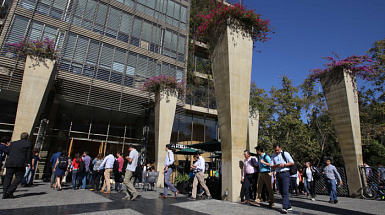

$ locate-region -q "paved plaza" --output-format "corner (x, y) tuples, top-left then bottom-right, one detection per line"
(0, 181), (383, 215)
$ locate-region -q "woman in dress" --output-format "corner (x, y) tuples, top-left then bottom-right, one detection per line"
(54, 150), (69, 191)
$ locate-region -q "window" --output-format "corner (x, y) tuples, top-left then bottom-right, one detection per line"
(126, 52), (137, 76)
(113, 48), (126, 73)
(99, 44), (114, 69)
(136, 55), (147, 77)
(86, 41), (100, 65)
(73, 36), (88, 63)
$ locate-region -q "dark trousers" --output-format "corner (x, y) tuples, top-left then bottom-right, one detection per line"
(290, 177), (298, 194)
(91, 170), (104, 191)
(244, 173), (256, 201)
(277, 171), (291, 209)
(307, 180), (315, 198)
(2, 167), (25, 197)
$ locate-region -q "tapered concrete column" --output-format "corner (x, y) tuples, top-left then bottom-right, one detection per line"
(154, 91), (177, 188)
(247, 109), (259, 151)
(321, 68), (363, 196)
(210, 25), (253, 202)
(12, 56), (57, 141)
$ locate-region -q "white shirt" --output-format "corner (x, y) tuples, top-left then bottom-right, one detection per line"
(270, 151), (294, 173)
(99, 154), (115, 170)
(126, 149), (138, 172)
(165, 150), (174, 167)
(194, 156), (205, 173)
(305, 167), (313, 182)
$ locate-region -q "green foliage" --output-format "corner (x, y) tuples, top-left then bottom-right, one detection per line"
(175, 173), (190, 183)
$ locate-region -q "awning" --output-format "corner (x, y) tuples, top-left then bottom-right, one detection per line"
(175, 147), (204, 155)
(187, 140), (221, 152)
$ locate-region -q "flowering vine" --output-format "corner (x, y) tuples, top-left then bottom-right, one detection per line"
(196, 3), (272, 47)
(307, 52), (376, 83)
(7, 37), (58, 62)
(141, 75), (188, 96)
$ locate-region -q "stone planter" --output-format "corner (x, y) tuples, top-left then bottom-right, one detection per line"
(154, 90), (178, 188)
(210, 24), (253, 202)
(176, 181), (189, 194)
(320, 68), (363, 196)
(12, 55), (57, 141)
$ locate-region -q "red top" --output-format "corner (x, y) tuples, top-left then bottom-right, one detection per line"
(117, 157), (124, 172)
(72, 158), (82, 169)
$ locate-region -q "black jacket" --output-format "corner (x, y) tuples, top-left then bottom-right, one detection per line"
(4, 139), (32, 168)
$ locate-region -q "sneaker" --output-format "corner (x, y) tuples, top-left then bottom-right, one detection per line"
(90, 189), (95, 191)
(287, 207), (293, 211)
(311, 198), (315, 201)
(187, 197), (196, 201)
(122, 197), (130, 201)
(206, 196), (212, 200)
(131, 193), (138, 201)
(281, 209), (288, 214)
(334, 200), (338, 204)
(80, 188), (85, 190)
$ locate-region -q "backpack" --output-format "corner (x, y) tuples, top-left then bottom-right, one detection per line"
(58, 157), (68, 169)
(113, 159), (120, 172)
(281, 151), (297, 175)
(133, 156), (142, 177)
(79, 160), (86, 172)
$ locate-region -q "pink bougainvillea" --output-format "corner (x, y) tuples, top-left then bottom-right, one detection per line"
(196, 3), (272, 47)
(7, 37), (58, 61)
(141, 75), (188, 96)
(307, 52), (376, 83)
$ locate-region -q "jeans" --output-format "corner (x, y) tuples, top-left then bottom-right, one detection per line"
(243, 173), (256, 201)
(21, 166), (31, 184)
(28, 168), (36, 184)
(164, 168), (177, 196)
(290, 177), (298, 194)
(326, 179), (337, 201)
(304, 180), (310, 194)
(91, 170), (104, 191)
(277, 171), (291, 209)
(72, 169), (79, 189)
(307, 180), (315, 198)
(81, 171), (89, 189)
(115, 171), (122, 191)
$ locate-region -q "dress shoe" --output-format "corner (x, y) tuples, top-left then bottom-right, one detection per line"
(103, 191), (111, 194)
(241, 200), (250, 204)
(131, 193), (138, 201)
(174, 190), (179, 198)
(159, 195), (168, 198)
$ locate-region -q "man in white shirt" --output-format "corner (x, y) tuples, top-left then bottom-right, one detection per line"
(188, 152), (212, 200)
(122, 145), (138, 201)
(159, 144), (178, 198)
(99, 150), (115, 194)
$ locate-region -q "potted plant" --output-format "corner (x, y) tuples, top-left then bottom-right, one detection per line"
(306, 52), (375, 196)
(175, 173), (190, 194)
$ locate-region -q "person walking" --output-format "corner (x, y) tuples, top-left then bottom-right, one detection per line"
(99, 150), (115, 194)
(70, 153), (82, 190)
(90, 154), (104, 192)
(27, 149), (41, 185)
(53, 150), (69, 191)
(322, 158), (343, 204)
(159, 144), (178, 198)
(2, 132), (32, 199)
(81, 151), (91, 189)
(254, 146), (275, 208)
(49, 148), (62, 188)
(188, 152), (212, 201)
(304, 162), (316, 201)
(290, 170), (299, 196)
(377, 163), (385, 184)
(114, 151), (124, 192)
(0, 136), (10, 171)
(270, 144), (294, 214)
(239, 150), (258, 204)
(122, 145), (139, 201)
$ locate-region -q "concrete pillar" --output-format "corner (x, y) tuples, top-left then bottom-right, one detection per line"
(154, 91), (177, 188)
(247, 109), (259, 151)
(12, 56), (57, 141)
(320, 68), (363, 196)
(210, 24), (253, 202)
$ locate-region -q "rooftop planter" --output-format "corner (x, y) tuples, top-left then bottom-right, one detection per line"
(141, 75), (187, 97)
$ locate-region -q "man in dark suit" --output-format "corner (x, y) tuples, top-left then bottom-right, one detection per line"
(2, 132), (32, 199)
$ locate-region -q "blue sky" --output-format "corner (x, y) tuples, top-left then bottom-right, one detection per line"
(244, 0), (385, 92)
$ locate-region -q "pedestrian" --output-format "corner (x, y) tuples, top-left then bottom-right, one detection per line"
(90, 154), (104, 192)
(0, 136), (10, 171)
(298, 168), (304, 194)
(115, 151), (124, 192)
(99, 150), (115, 194)
(188, 152), (212, 200)
(270, 144), (294, 214)
(49, 147), (62, 188)
(53, 150), (69, 191)
(27, 149), (41, 185)
(2, 132), (32, 199)
(304, 162), (316, 201)
(239, 150), (258, 204)
(159, 144), (178, 198)
(377, 163), (385, 184)
(289, 170), (299, 196)
(70, 153), (82, 190)
(122, 145), (139, 200)
(363, 161), (373, 184)
(254, 146), (275, 208)
(322, 158), (343, 204)
(81, 151), (91, 189)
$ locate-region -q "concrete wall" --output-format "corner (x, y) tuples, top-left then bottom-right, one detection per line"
(321, 68), (363, 195)
(210, 25), (253, 202)
(247, 109), (259, 151)
(12, 56), (56, 141)
(154, 91), (178, 188)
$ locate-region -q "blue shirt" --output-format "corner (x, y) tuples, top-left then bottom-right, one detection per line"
(323, 164), (341, 181)
(0, 144), (8, 161)
(270, 151), (294, 173)
(50, 152), (61, 168)
(258, 153), (271, 173)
